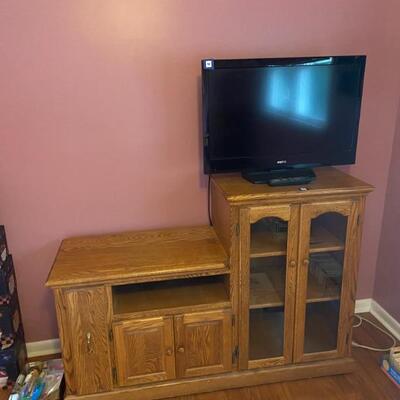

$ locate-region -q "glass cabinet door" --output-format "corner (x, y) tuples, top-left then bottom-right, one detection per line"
(239, 205), (298, 369)
(294, 200), (358, 362)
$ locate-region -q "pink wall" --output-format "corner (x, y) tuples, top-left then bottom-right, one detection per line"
(1, 0), (400, 342)
(374, 105), (400, 321)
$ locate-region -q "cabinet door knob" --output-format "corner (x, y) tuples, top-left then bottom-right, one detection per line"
(289, 260), (296, 268)
(166, 348), (173, 356)
(177, 346), (185, 353)
(303, 259), (310, 266)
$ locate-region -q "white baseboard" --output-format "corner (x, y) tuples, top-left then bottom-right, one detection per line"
(26, 339), (61, 358)
(25, 298), (398, 358)
(370, 299), (400, 341)
(355, 298), (400, 341)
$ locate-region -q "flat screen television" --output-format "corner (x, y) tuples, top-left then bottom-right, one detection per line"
(202, 55), (366, 185)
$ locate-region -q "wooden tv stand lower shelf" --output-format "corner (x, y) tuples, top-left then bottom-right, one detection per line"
(46, 167), (373, 400)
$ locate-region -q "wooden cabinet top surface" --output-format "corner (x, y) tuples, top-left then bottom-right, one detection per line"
(46, 226), (228, 288)
(212, 167), (373, 204)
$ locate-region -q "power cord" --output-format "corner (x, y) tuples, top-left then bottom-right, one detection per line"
(207, 175), (213, 226)
(352, 315), (396, 352)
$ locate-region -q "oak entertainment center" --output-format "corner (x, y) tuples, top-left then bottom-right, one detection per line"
(46, 167), (373, 400)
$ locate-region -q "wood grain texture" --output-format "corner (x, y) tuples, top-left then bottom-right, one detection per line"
(293, 203), (313, 363)
(65, 357), (357, 400)
(228, 207), (241, 369)
(238, 207), (250, 370)
(210, 179), (232, 254)
(176, 313), (398, 400)
(211, 167), (373, 204)
(13, 314), (398, 400)
(46, 226), (228, 287)
(210, 179), (239, 368)
(62, 287), (113, 395)
(174, 310), (232, 378)
(345, 197), (366, 356)
(282, 204), (300, 366)
(239, 205), (298, 369)
(49, 167), (374, 400)
(248, 205), (291, 224)
(54, 289), (75, 394)
(336, 200), (362, 357)
(113, 316), (176, 386)
(293, 200), (355, 363)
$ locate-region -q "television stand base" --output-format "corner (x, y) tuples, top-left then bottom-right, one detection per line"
(242, 168), (316, 186)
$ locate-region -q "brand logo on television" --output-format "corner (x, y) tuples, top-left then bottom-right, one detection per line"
(204, 60), (214, 69)
(276, 160), (287, 164)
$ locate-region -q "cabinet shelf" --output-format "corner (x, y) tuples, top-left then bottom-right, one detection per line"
(112, 275), (230, 317)
(249, 264), (340, 310)
(250, 225), (344, 258)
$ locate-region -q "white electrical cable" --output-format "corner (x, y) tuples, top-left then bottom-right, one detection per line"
(352, 314), (397, 352)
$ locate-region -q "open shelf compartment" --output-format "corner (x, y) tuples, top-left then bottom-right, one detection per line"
(112, 274), (230, 316)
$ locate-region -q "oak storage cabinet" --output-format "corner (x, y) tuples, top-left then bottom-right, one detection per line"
(46, 167), (373, 400)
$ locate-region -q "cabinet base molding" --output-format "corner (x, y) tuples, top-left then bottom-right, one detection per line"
(66, 357), (357, 400)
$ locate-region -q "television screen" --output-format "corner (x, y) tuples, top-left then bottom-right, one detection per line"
(202, 56), (366, 174)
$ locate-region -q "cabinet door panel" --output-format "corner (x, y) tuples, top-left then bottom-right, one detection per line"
(174, 310), (232, 378)
(113, 316), (175, 386)
(239, 204), (299, 369)
(294, 200), (360, 363)
(60, 287), (112, 395)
